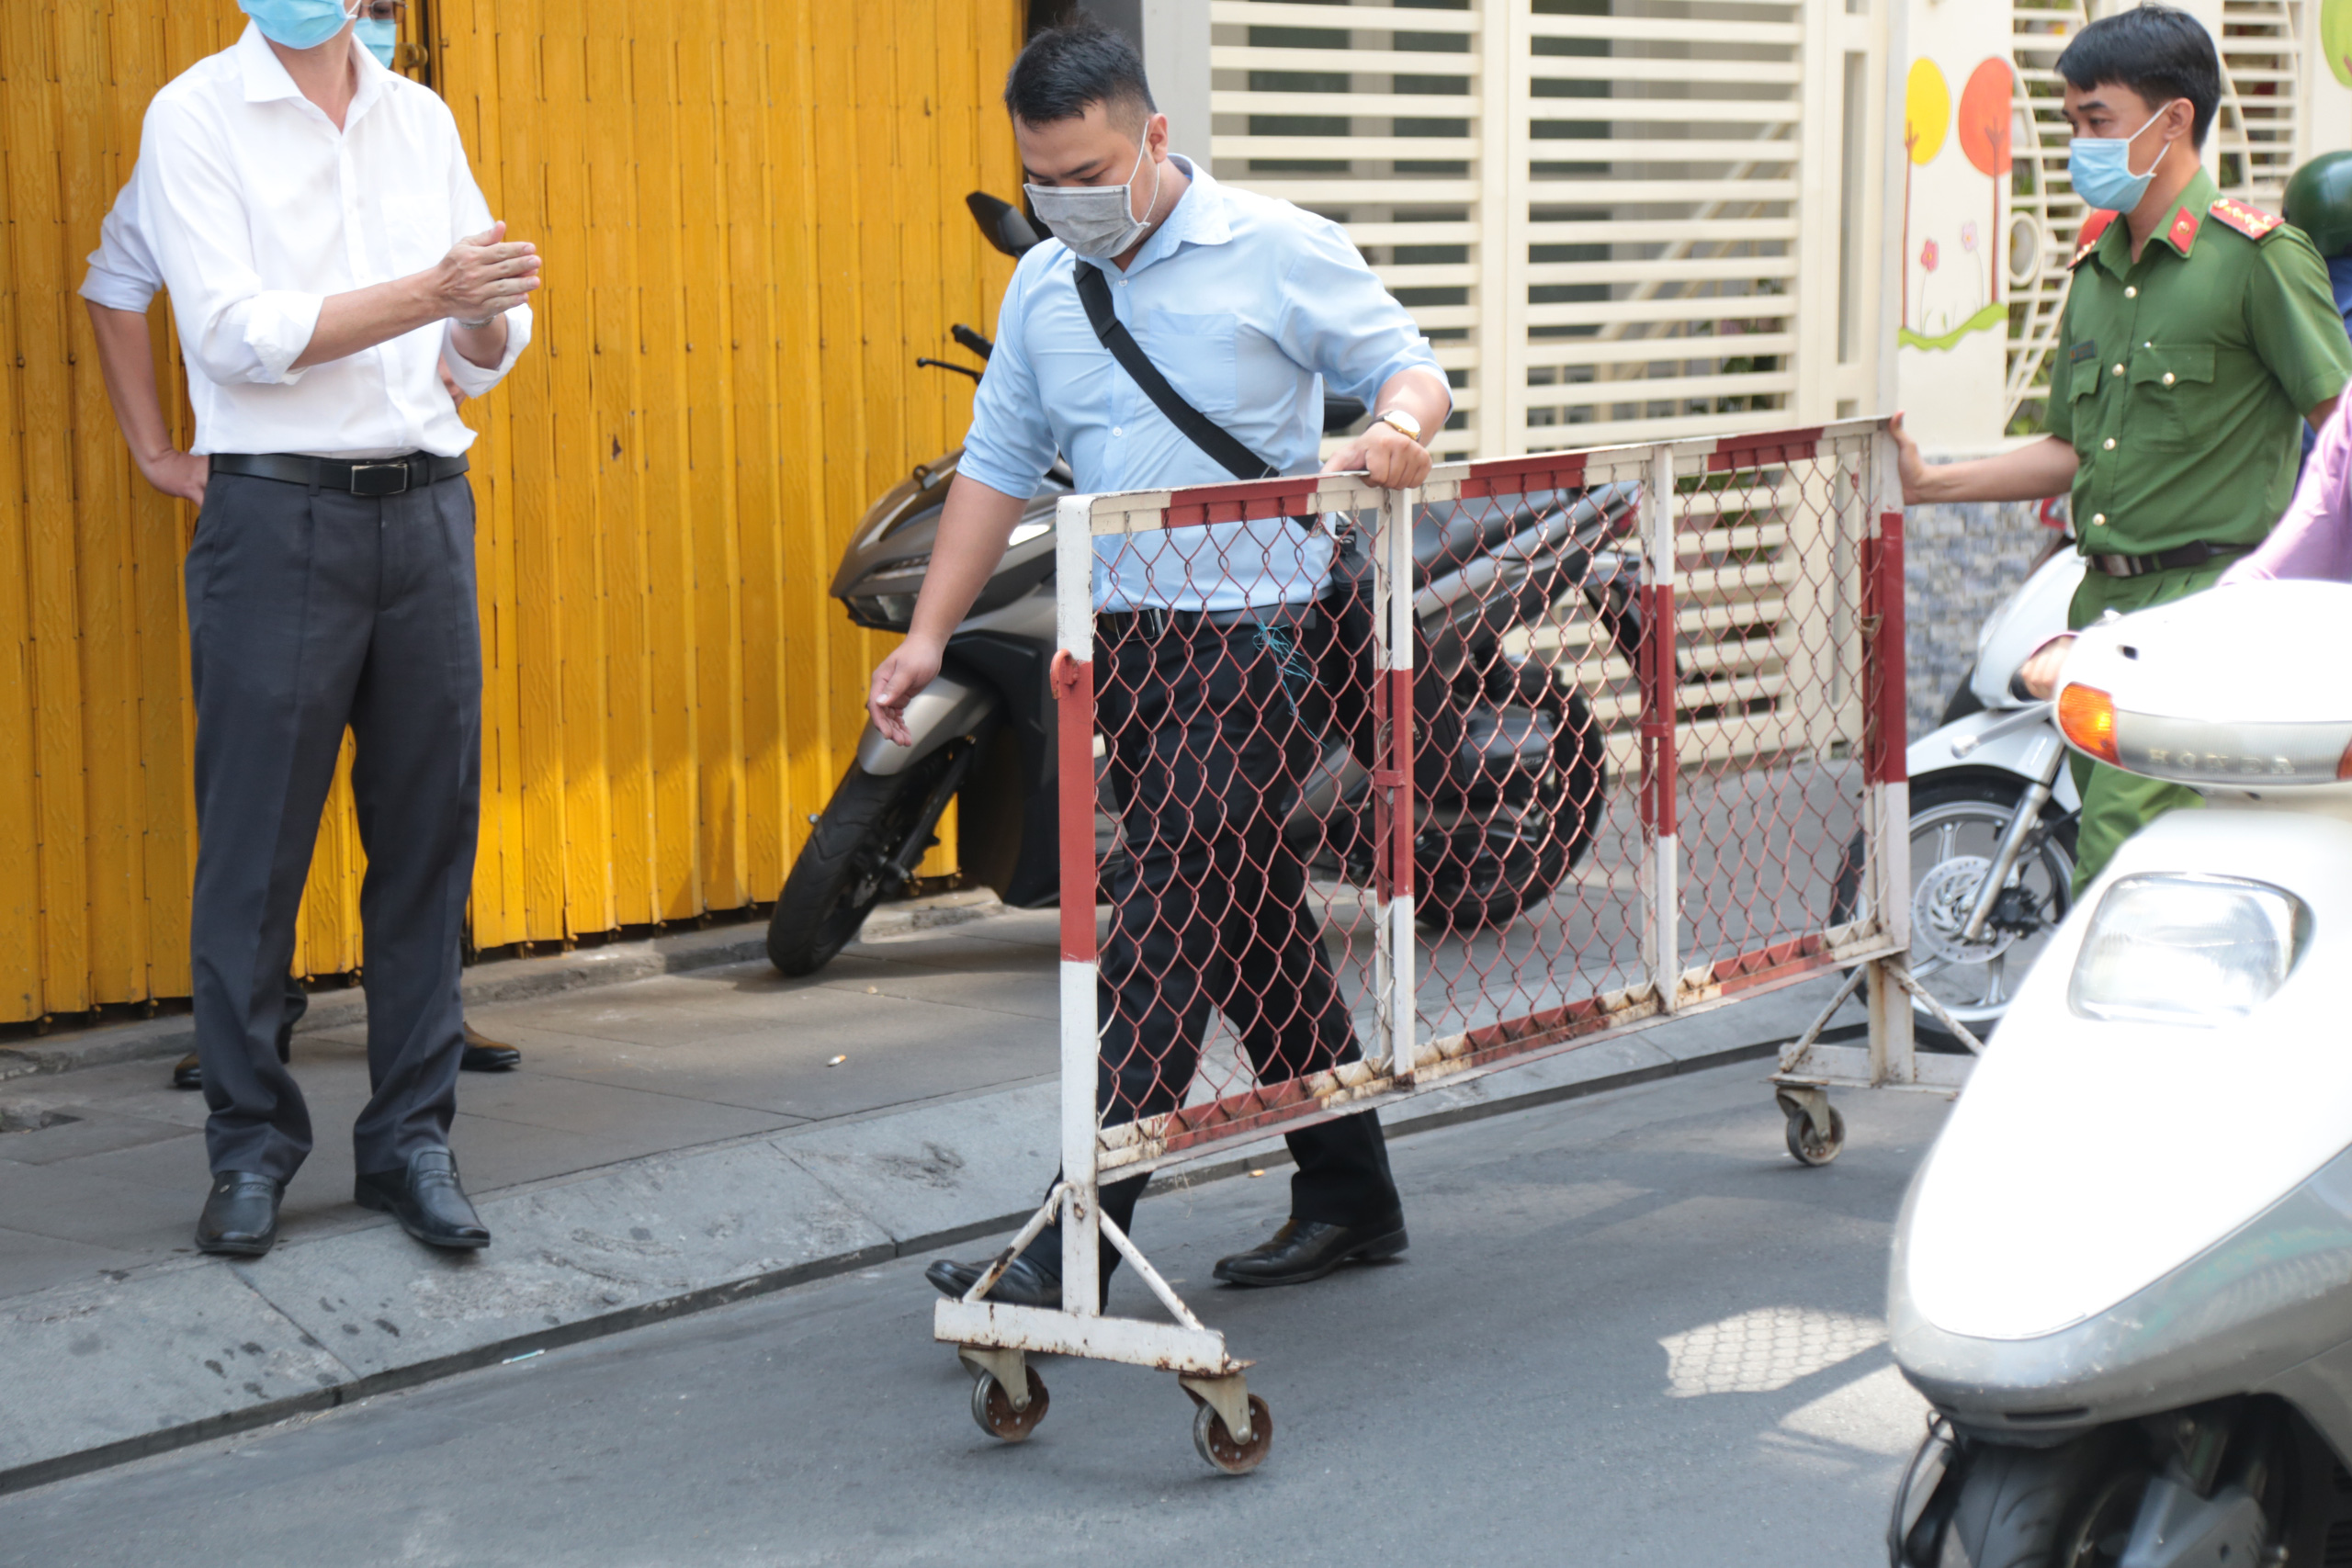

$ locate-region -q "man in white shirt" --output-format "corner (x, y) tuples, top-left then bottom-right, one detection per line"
(122, 0), (537, 1258)
(81, 169), (526, 1092)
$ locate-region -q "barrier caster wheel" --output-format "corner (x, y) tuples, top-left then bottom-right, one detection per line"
(1785, 1103), (1847, 1166)
(970, 1365), (1049, 1443)
(1191, 1393), (1273, 1474)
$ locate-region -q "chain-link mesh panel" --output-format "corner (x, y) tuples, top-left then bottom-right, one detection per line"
(1404, 448), (1653, 1060)
(1071, 426), (1901, 1179)
(1663, 431), (1878, 990)
(1076, 478), (1391, 1173)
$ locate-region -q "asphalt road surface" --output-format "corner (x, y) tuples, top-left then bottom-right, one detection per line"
(2, 1062), (1952, 1568)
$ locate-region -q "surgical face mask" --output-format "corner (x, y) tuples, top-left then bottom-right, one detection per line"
(1023, 140), (1162, 261)
(356, 16), (397, 66)
(2067, 102), (2181, 213)
(241, 0), (359, 51)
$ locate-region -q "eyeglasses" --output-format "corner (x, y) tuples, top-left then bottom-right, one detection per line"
(358, 0), (406, 18)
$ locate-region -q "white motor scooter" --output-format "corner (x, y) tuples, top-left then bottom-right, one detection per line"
(1888, 579), (2352, 1567)
(1870, 546), (2086, 1035)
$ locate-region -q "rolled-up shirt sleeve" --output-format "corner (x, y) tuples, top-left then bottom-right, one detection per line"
(79, 180), (163, 312)
(1272, 214), (1449, 411)
(439, 129), (533, 398)
(141, 96), (321, 386)
(2222, 393), (2352, 583)
(957, 259), (1057, 502)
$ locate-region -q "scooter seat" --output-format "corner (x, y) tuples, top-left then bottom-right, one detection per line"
(1412, 491), (1567, 581)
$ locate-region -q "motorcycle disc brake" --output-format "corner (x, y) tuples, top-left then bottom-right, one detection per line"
(1910, 855), (2017, 967)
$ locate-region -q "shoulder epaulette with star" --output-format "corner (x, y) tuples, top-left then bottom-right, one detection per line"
(2070, 209), (2118, 268)
(2209, 196), (2286, 240)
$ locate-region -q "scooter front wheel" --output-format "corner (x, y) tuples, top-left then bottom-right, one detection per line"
(1830, 779), (2076, 1038)
(767, 750), (962, 977)
(1926, 1434), (2145, 1568)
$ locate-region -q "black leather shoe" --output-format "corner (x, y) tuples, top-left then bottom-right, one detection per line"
(925, 1254), (1061, 1309)
(355, 1147), (490, 1249)
(1212, 1217), (1408, 1288)
(460, 1023), (521, 1072)
(174, 1027), (296, 1091)
(196, 1172), (284, 1257)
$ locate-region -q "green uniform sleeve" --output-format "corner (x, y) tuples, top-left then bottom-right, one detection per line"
(2245, 226), (2352, 416)
(2041, 293), (2076, 444)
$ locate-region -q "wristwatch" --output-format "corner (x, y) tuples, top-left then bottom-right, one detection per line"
(1376, 408), (1423, 442)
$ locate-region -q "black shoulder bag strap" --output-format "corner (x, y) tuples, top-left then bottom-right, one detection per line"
(1072, 262), (1278, 481)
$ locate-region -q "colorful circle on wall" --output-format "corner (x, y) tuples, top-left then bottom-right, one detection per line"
(1906, 59), (1951, 165)
(1958, 58), (2014, 177)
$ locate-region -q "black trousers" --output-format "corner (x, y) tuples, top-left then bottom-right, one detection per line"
(186, 471), (481, 1183)
(1029, 607), (1401, 1280)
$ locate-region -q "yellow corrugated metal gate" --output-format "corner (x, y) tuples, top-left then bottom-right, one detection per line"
(0, 0), (1023, 1024)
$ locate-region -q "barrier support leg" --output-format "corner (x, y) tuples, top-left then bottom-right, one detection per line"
(1865, 955), (1914, 1088)
(932, 490), (1253, 1471)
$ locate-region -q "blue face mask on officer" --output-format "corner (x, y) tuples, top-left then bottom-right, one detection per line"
(2068, 99), (2185, 214)
(239, 0), (360, 51)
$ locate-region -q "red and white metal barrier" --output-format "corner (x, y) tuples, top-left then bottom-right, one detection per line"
(935, 418), (1919, 1471)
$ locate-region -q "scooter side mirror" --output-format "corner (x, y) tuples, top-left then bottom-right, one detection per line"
(967, 191), (1045, 260)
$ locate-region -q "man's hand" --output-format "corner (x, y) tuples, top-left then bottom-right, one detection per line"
(135, 446), (209, 505)
(440, 363), (468, 410)
(1322, 421), (1431, 489)
(868, 636), (945, 747)
(2017, 634), (2076, 701)
(432, 220), (540, 324)
(1890, 411), (1933, 504)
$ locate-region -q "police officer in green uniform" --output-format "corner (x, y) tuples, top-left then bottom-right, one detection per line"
(1893, 5), (2350, 897)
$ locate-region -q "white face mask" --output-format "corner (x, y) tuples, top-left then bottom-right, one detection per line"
(1024, 139), (1161, 261)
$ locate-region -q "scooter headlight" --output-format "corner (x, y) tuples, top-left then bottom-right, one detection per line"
(2068, 874), (2305, 1026)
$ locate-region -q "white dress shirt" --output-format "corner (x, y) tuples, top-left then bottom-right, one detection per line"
(119, 24), (530, 458)
(80, 175), (164, 315)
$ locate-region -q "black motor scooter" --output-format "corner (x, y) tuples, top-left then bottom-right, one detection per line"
(764, 194), (1646, 976)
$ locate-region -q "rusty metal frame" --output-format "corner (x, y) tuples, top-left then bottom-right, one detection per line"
(1769, 420), (1956, 1102)
(935, 417), (1917, 1427)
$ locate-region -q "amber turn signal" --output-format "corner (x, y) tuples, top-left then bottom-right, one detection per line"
(2057, 683), (2120, 765)
(2340, 734), (2352, 781)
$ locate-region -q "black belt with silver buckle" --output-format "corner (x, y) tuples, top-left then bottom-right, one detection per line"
(1099, 602), (1321, 640)
(2084, 539), (2245, 579)
(210, 451), (469, 497)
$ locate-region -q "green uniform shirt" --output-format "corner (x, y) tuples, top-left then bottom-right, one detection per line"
(2043, 166), (2352, 556)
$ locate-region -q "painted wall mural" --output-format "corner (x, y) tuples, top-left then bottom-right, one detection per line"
(1896, 0), (2016, 454)
(2328, 0), (2352, 85)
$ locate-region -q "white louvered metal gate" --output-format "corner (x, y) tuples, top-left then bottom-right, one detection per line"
(1209, 0), (1894, 807)
(1209, 0), (1892, 465)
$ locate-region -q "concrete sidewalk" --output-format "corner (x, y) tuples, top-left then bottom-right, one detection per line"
(0, 900), (1870, 1493)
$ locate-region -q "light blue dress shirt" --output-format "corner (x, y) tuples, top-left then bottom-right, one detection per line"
(960, 157), (1446, 612)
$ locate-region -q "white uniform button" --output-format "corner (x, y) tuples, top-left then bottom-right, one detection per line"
(2163, 372), (2176, 386)
(1112, 426), (1123, 436)
(2103, 438), (2117, 450)
(2112, 363), (2124, 377)
(2091, 513), (2108, 526)
(2125, 286), (2138, 298)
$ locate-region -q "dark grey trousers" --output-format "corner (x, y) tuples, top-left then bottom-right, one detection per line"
(186, 470), (482, 1183)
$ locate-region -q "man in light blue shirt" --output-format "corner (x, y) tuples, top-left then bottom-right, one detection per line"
(890, 19), (1451, 1310)
(954, 144), (1443, 612)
